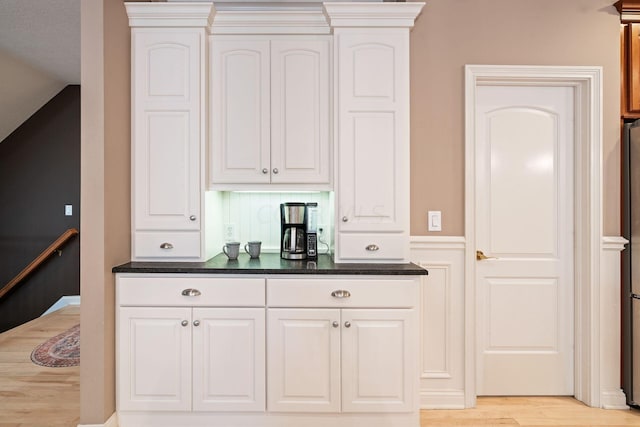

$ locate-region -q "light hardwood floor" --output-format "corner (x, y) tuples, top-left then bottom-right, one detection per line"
(0, 305), (80, 427)
(1, 306), (640, 426)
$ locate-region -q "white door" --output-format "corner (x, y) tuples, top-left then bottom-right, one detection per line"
(118, 307), (192, 411)
(132, 30), (202, 231)
(267, 308), (340, 412)
(192, 308), (265, 412)
(475, 85), (574, 395)
(270, 38), (330, 184)
(341, 309), (414, 413)
(210, 37), (271, 184)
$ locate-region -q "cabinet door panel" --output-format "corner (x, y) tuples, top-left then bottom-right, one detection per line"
(336, 31), (409, 233)
(192, 308), (265, 412)
(118, 307), (192, 411)
(267, 309), (340, 412)
(132, 30), (201, 233)
(211, 38), (271, 184)
(341, 309), (414, 413)
(271, 38), (330, 184)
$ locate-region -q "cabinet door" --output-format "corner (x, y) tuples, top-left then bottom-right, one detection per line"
(270, 38), (330, 184)
(192, 308), (266, 412)
(210, 37), (271, 184)
(118, 307), (192, 411)
(132, 29), (202, 231)
(341, 309), (415, 413)
(267, 309), (340, 412)
(336, 31), (409, 233)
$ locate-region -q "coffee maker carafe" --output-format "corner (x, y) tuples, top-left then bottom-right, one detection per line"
(281, 202), (307, 260)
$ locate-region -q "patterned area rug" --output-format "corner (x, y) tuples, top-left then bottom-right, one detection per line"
(30, 324), (80, 368)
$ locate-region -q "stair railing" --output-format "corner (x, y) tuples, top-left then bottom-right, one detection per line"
(0, 228), (79, 300)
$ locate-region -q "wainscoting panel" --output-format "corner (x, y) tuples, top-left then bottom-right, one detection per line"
(410, 236), (466, 409)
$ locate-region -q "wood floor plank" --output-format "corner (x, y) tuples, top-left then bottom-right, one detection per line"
(0, 306), (80, 427)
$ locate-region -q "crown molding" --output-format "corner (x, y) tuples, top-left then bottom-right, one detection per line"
(125, 2), (216, 28)
(615, 0), (640, 22)
(211, 9), (330, 34)
(323, 2), (425, 28)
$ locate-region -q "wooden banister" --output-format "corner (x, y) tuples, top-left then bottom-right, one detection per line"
(0, 228), (79, 300)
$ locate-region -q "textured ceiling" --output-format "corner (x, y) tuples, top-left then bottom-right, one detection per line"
(0, 0), (80, 83)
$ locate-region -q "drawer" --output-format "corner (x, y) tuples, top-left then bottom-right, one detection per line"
(267, 278), (419, 308)
(337, 233), (408, 261)
(118, 276), (265, 306)
(134, 231), (200, 259)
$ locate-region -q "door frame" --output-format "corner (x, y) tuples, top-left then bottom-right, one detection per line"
(464, 65), (604, 407)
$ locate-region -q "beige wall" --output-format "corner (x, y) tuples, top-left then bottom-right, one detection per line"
(0, 49), (64, 143)
(79, 0), (130, 423)
(410, 0), (621, 236)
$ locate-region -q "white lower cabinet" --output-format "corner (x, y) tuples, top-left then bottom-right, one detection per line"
(267, 308), (414, 413)
(118, 306), (266, 412)
(116, 275), (420, 427)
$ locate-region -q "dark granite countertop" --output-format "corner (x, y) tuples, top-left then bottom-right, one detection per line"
(112, 253), (428, 275)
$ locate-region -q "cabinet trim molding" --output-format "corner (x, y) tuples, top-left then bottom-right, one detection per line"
(323, 2), (425, 28)
(212, 10), (330, 34)
(125, 3), (216, 28)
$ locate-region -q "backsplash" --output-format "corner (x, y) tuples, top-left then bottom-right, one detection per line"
(217, 191), (333, 252)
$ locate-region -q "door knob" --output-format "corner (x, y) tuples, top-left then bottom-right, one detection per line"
(476, 250), (497, 261)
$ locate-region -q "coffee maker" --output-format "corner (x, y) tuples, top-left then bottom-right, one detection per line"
(280, 202), (307, 260)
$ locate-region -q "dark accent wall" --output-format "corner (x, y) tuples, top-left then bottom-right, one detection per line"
(0, 85), (80, 333)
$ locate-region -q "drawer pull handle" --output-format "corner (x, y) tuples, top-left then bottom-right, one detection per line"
(342, 216), (349, 222)
(181, 288), (201, 297)
(189, 215), (197, 221)
(160, 242), (174, 250)
(331, 289), (351, 298)
(181, 320), (188, 327)
(365, 244), (379, 252)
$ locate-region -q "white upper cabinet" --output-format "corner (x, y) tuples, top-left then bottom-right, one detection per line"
(324, 2), (424, 263)
(126, 2), (214, 261)
(210, 36), (331, 189)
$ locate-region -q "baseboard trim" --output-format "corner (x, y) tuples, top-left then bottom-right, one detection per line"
(42, 295), (81, 316)
(601, 389), (629, 410)
(77, 412), (118, 427)
(419, 390), (466, 409)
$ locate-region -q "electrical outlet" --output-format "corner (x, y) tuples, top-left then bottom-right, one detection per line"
(318, 224), (327, 240)
(223, 223), (236, 241)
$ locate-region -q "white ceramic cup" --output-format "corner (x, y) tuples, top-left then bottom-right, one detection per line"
(223, 242), (240, 260)
(244, 241), (262, 258)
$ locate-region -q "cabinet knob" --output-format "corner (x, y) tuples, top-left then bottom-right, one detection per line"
(181, 288), (201, 297)
(193, 320), (200, 327)
(160, 242), (174, 250)
(331, 289), (351, 298)
(262, 168), (269, 174)
(342, 216), (348, 222)
(365, 244), (380, 252)
(344, 321), (351, 328)
(181, 320), (189, 327)
(272, 168), (279, 174)
(332, 321), (339, 328)
(189, 215), (197, 221)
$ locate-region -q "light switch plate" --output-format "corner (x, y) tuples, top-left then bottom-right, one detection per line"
(65, 204), (73, 216)
(428, 211), (442, 232)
